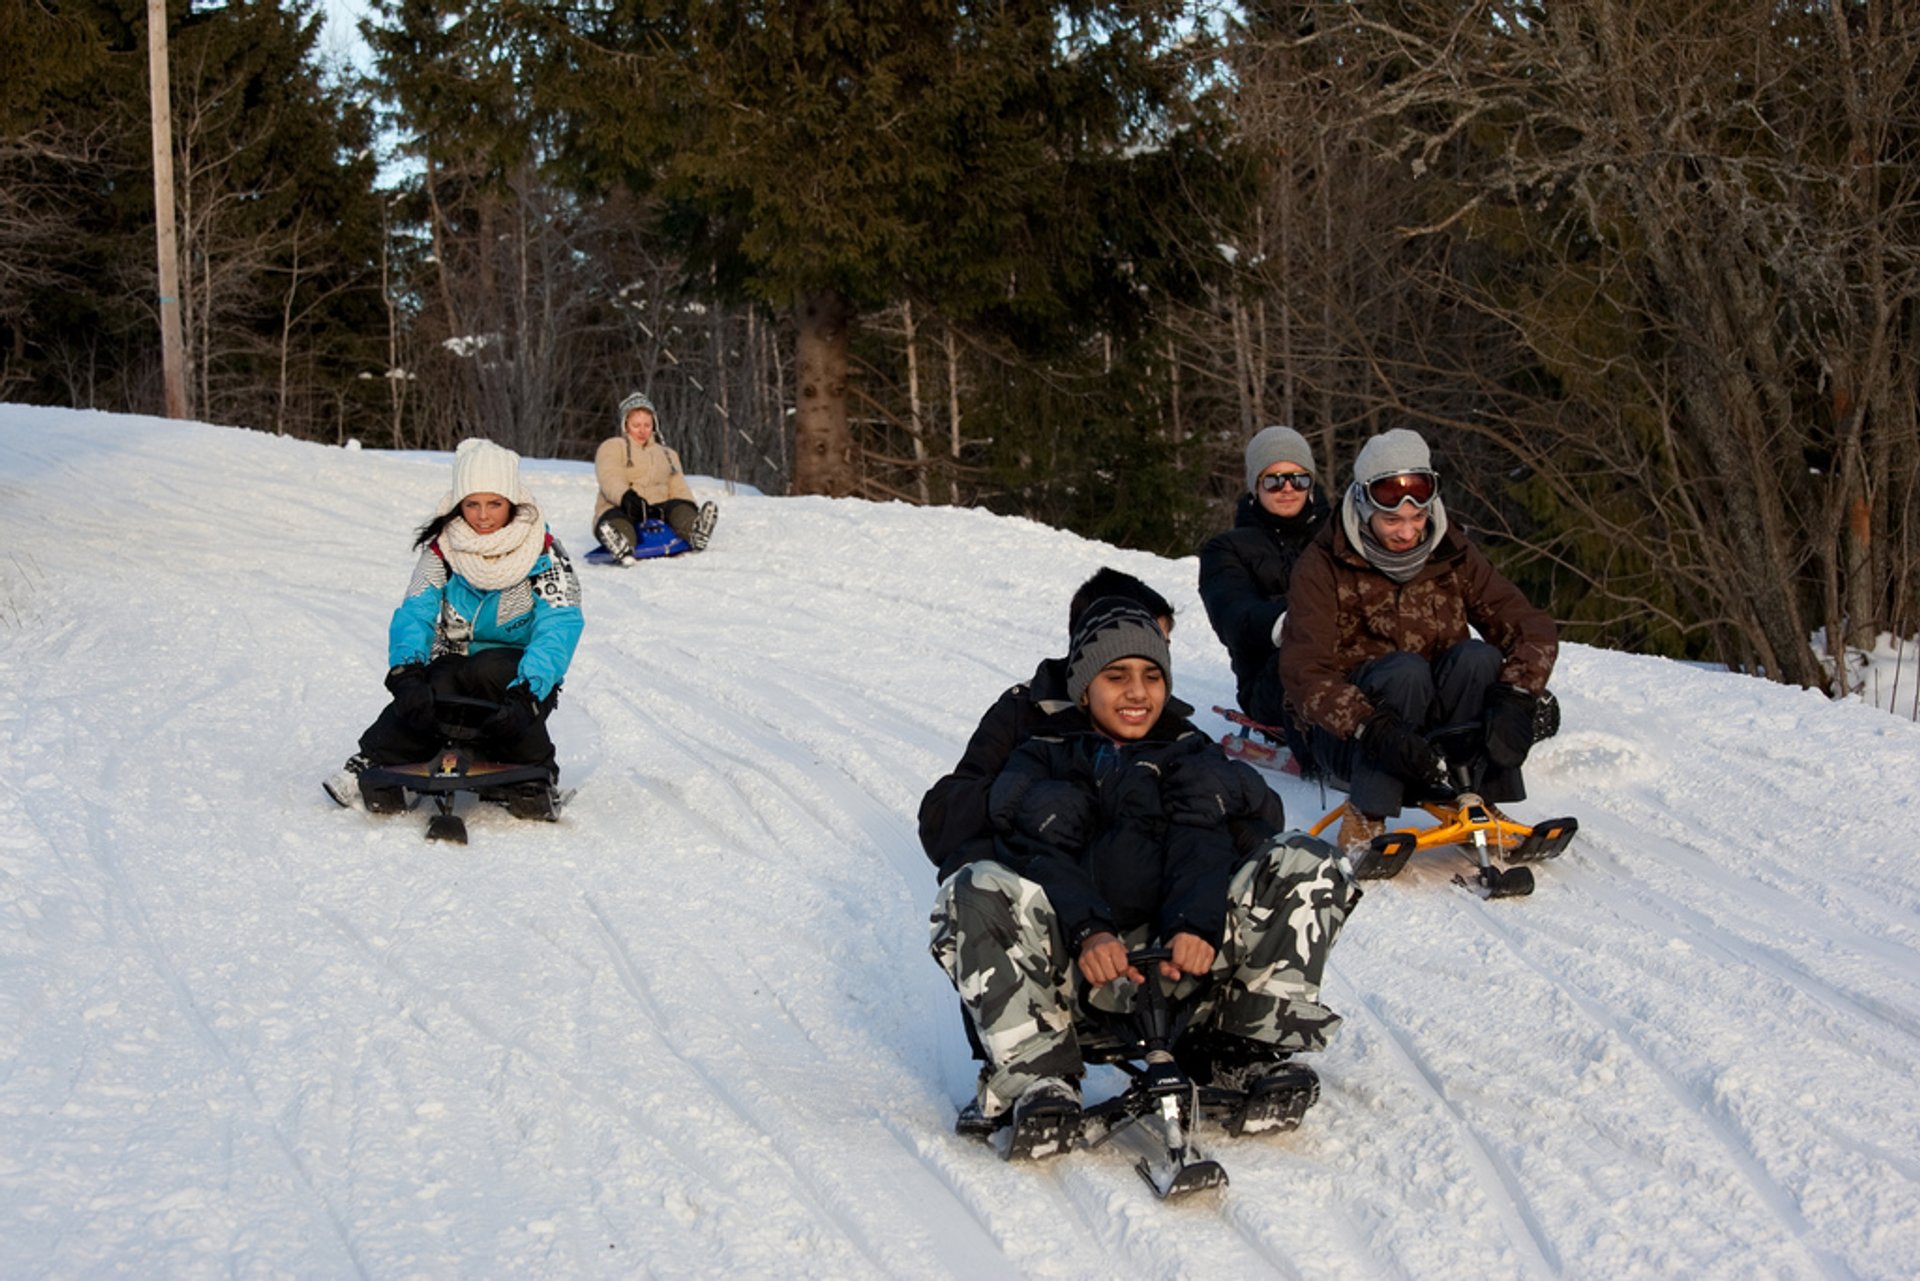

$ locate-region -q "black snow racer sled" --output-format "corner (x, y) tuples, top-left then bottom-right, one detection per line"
(354, 695), (563, 844)
(958, 946), (1318, 1200)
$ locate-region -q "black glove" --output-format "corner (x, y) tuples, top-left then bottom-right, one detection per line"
(998, 777), (1093, 849)
(620, 490), (651, 525)
(384, 663), (433, 719)
(1482, 684), (1539, 769)
(1359, 708), (1448, 791)
(480, 687), (541, 747)
(1163, 753), (1260, 826)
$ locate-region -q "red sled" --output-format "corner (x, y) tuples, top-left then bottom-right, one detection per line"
(1213, 706), (1302, 776)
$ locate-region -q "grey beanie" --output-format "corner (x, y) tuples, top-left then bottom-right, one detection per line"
(1066, 597), (1172, 705)
(1352, 427), (1432, 485)
(1244, 425), (1316, 494)
(617, 391), (657, 429)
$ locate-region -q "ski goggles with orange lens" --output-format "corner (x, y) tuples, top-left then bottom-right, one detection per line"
(1258, 471), (1314, 493)
(1362, 470), (1440, 510)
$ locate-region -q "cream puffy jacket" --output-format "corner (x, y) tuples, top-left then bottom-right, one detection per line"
(593, 434), (695, 519)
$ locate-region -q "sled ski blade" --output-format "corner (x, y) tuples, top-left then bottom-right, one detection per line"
(1355, 831), (1417, 880)
(356, 773), (410, 815)
(507, 786), (564, 823)
(1222, 1065), (1320, 1137)
(425, 813), (468, 844)
(1136, 1151), (1228, 1199)
(996, 1107), (1081, 1162)
(1481, 864), (1535, 898)
(954, 1102), (1000, 1142)
(1454, 864), (1536, 899)
(1507, 816), (1577, 862)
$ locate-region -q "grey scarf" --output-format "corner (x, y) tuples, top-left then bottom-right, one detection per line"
(1342, 486), (1449, 584)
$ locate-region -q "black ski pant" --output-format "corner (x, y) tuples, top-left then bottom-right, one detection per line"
(357, 647), (558, 775)
(1239, 657), (1312, 766)
(1309, 639), (1524, 816)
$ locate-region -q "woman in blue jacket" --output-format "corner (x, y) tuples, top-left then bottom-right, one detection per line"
(325, 438), (584, 807)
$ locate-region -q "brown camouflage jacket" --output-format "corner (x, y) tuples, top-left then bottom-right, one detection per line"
(1278, 517), (1557, 739)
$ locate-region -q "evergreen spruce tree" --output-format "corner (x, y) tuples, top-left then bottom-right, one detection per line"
(524, 0), (1218, 497)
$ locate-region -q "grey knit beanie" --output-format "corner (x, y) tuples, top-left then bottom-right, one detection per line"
(617, 391), (657, 430)
(1352, 427), (1432, 486)
(1243, 425), (1317, 494)
(1066, 598), (1172, 704)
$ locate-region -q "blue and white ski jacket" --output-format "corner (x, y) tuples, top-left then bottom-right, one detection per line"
(386, 532), (584, 702)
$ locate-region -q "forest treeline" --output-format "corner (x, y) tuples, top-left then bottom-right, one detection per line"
(4, 1), (1916, 690)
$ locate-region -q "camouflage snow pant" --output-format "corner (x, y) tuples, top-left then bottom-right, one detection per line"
(929, 832), (1356, 1118)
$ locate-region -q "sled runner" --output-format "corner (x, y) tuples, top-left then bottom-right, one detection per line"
(1212, 706), (1302, 775)
(354, 696), (566, 844)
(583, 518), (689, 564)
(958, 947), (1318, 1200)
(1308, 729), (1575, 898)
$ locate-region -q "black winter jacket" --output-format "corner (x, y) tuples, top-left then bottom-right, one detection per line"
(1198, 491), (1330, 711)
(986, 699), (1284, 951)
(917, 656), (1074, 881)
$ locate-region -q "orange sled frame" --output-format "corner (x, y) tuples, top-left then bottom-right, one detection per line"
(1309, 792), (1578, 898)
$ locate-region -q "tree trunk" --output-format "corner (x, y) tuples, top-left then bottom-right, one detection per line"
(899, 301), (929, 503)
(793, 288), (856, 496)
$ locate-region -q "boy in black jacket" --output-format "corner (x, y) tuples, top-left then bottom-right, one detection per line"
(928, 598), (1358, 1154)
(916, 568), (1175, 882)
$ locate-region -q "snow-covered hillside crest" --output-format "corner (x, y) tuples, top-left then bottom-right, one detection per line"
(3, 405), (1918, 1279)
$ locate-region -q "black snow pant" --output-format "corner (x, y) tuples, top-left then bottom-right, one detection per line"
(1239, 657), (1312, 766)
(357, 648), (558, 775)
(1309, 639), (1524, 816)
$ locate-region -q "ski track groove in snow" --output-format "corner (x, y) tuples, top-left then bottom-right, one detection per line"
(579, 893), (902, 1276)
(1337, 964), (1563, 1278)
(28, 784), (376, 1279)
(6, 411), (1920, 1278)
(1457, 884), (1858, 1281)
(1554, 832), (1920, 1068)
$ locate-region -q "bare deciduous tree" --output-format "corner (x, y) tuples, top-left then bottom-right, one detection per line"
(1191, 0), (1920, 687)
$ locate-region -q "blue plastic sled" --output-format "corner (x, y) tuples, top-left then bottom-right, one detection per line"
(585, 518), (690, 564)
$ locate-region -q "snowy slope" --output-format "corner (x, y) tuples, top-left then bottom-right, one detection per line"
(3, 406), (1918, 1280)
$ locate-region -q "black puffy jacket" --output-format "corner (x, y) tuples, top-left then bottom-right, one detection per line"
(917, 656), (1073, 881)
(986, 699), (1284, 951)
(1198, 491), (1329, 715)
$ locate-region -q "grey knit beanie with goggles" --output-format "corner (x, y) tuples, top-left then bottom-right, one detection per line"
(1346, 427), (1449, 581)
(1352, 428), (1435, 504)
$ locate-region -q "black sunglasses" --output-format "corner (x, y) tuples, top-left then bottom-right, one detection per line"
(1258, 472), (1313, 493)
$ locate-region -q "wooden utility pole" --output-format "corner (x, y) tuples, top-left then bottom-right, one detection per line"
(146, 0), (188, 418)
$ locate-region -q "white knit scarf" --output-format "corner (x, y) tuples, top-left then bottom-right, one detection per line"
(440, 502), (545, 590)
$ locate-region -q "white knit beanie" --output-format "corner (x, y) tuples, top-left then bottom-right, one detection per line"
(446, 438), (529, 509)
(1243, 425), (1317, 493)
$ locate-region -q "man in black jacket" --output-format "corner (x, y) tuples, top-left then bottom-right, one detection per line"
(1198, 425), (1330, 752)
